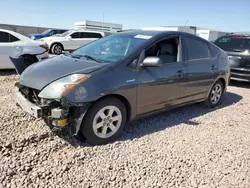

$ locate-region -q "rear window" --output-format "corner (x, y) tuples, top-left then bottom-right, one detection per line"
(9, 34), (19, 42)
(0, 31), (9, 42)
(80, 32), (103, 38)
(214, 36), (250, 52)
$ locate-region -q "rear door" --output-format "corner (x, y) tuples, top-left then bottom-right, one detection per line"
(67, 32), (81, 50)
(183, 36), (218, 101)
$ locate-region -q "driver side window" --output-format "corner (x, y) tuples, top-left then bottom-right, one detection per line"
(70, 32), (80, 39)
(145, 37), (179, 64)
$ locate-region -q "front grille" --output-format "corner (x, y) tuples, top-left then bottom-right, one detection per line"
(16, 82), (41, 104)
(231, 68), (250, 76)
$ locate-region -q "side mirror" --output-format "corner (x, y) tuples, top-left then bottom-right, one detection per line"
(141, 57), (162, 67)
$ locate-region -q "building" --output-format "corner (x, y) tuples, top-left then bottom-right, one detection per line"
(74, 20), (122, 33)
(196, 29), (229, 42)
(0, 23), (56, 36)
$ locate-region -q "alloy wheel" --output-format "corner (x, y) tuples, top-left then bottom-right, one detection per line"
(54, 45), (62, 54)
(93, 105), (122, 138)
(211, 84), (222, 104)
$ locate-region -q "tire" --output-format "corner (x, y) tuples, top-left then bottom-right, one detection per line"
(80, 97), (127, 145)
(51, 43), (63, 55)
(205, 80), (224, 108)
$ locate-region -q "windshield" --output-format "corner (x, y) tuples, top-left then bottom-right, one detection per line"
(71, 34), (149, 63)
(214, 36), (250, 52)
(42, 29), (51, 34)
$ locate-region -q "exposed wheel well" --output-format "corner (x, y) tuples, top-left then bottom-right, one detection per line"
(20, 54), (38, 62)
(95, 94), (132, 122)
(218, 78), (226, 91)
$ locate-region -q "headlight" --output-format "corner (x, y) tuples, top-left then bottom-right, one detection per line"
(31, 36), (35, 40)
(38, 74), (90, 99)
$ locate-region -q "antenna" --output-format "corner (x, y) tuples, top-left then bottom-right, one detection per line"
(102, 11), (104, 31)
(181, 20), (189, 31)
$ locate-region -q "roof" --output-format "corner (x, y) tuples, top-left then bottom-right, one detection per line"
(67, 28), (105, 34)
(116, 29), (196, 37)
(161, 25), (229, 33)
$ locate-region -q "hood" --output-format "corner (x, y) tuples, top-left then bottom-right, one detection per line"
(20, 55), (106, 90)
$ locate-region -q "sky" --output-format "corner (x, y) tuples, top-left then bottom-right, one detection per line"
(0, 0), (249, 32)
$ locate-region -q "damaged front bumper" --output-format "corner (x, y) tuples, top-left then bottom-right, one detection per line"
(13, 84), (90, 136)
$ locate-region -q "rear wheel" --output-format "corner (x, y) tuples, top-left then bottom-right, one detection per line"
(51, 43), (63, 55)
(205, 80), (224, 107)
(80, 98), (127, 145)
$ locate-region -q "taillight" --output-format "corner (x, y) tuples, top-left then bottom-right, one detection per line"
(39, 44), (49, 51)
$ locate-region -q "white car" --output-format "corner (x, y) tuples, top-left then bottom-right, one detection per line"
(0, 29), (49, 74)
(39, 30), (105, 55)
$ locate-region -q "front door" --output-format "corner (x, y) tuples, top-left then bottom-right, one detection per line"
(137, 36), (187, 115)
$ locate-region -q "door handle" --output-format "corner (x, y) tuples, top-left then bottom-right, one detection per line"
(176, 70), (184, 77)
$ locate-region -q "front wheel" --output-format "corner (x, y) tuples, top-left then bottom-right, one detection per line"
(80, 98), (127, 145)
(205, 80), (224, 108)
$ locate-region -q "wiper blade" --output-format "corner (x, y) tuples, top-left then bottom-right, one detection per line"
(80, 54), (99, 63)
(69, 54), (100, 62)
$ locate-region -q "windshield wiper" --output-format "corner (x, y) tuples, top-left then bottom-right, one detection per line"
(80, 54), (99, 63)
(70, 54), (99, 63)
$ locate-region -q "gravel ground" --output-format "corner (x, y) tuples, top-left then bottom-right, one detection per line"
(0, 70), (250, 188)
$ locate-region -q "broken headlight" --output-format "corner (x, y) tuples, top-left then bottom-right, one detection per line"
(38, 74), (90, 99)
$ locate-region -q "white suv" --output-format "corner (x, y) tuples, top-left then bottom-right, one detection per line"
(39, 30), (105, 55)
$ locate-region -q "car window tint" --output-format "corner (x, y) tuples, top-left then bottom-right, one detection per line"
(79, 32), (102, 38)
(80, 32), (91, 38)
(0, 31), (10, 42)
(79, 32), (87, 38)
(71, 32), (80, 38)
(90, 33), (103, 38)
(207, 43), (219, 57)
(185, 37), (210, 60)
(9, 34), (19, 42)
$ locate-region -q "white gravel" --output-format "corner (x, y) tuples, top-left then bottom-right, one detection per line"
(0, 70), (250, 188)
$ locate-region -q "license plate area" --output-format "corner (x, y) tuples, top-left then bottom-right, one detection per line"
(14, 87), (42, 118)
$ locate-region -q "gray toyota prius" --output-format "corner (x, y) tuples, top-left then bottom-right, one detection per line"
(14, 30), (230, 145)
